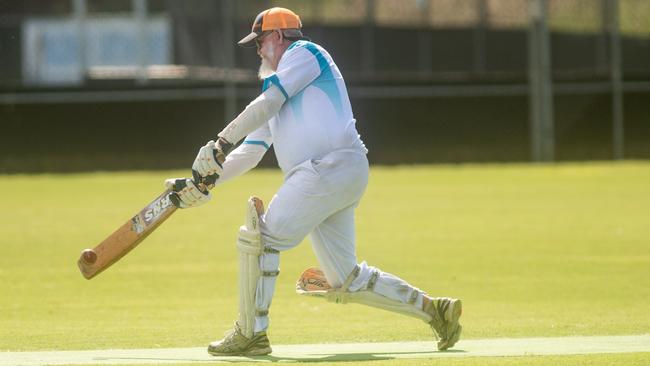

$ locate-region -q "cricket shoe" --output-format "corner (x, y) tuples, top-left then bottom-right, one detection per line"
(208, 322), (272, 356)
(424, 297), (463, 350)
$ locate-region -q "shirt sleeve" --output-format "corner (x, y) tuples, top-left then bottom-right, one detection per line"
(214, 123), (273, 186)
(218, 85), (285, 145)
(261, 41), (323, 99)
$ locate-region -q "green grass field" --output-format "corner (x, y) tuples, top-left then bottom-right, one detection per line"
(1, 162), (649, 365)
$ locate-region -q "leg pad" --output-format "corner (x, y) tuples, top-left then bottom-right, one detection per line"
(238, 197), (267, 339)
(296, 266), (432, 323)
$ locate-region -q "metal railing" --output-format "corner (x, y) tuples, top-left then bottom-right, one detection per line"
(0, 0), (648, 162)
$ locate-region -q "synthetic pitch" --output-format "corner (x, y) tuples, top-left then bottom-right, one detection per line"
(2, 335), (650, 365)
(1, 162), (649, 366)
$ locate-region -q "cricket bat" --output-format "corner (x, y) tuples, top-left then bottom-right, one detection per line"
(77, 189), (177, 279)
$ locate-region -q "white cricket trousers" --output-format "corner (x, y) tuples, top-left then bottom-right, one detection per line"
(253, 149), (427, 332)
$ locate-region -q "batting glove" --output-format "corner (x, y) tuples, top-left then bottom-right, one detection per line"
(191, 138), (233, 185)
(165, 177), (211, 209)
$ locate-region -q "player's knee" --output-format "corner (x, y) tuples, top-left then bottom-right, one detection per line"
(259, 214), (305, 251)
(237, 196), (264, 254)
(236, 196), (281, 267)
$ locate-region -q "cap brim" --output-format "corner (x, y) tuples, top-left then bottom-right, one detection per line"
(238, 32), (259, 47)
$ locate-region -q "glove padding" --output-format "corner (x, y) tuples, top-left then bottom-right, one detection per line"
(191, 138), (234, 185)
(165, 178), (211, 209)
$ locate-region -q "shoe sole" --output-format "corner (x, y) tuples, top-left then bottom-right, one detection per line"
(438, 299), (462, 351)
(208, 346), (272, 357)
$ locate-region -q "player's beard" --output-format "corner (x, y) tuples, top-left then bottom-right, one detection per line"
(258, 44), (276, 80)
(258, 57), (274, 80)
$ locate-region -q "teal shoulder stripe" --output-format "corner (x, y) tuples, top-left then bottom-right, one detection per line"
(301, 42), (329, 73)
(287, 40), (306, 51)
(287, 41), (328, 74)
(243, 140), (270, 150)
(292, 41), (344, 118)
(262, 75), (289, 100)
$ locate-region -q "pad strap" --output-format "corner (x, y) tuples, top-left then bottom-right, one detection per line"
(340, 264), (361, 292)
(367, 270), (380, 290)
(408, 290), (419, 304)
(255, 309), (269, 317)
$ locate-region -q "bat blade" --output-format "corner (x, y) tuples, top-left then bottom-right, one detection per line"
(78, 189), (177, 279)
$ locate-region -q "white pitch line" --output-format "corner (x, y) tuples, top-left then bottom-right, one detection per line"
(1, 334), (649, 365)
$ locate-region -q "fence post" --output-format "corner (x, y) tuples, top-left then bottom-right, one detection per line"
(133, 0), (149, 85)
(222, 0), (237, 121)
(418, 0), (432, 76)
(528, 0), (554, 162)
(362, 0), (375, 78)
(473, 0), (488, 75)
(72, 0), (88, 85)
(607, 0), (624, 160)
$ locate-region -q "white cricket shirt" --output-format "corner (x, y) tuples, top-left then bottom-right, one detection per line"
(243, 40), (366, 173)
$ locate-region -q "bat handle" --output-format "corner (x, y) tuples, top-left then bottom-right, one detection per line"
(168, 171), (216, 208)
(192, 169), (217, 191)
(168, 191), (182, 208)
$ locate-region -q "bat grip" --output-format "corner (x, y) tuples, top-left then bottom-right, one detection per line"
(168, 172), (214, 208)
(168, 191), (182, 207)
(192, 169), (217, 192)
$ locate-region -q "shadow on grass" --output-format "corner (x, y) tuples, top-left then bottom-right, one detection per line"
(99, 349), (466, 363)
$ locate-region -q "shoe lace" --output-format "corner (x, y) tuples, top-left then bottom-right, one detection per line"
(428, 299), (449, 341)
(222, 324), (240, 342)
(223, 329), (236, 338)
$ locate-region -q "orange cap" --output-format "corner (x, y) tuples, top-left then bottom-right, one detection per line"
(238, 7), (305, 47)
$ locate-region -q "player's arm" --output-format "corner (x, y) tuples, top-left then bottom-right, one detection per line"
(189, 85), (285, 185)
(170, 43), (322, 209)
(214, 124), (273, 186)
(192, 43), (322, 184)
(217, 85), (285, 147)
(166, 89), (282, 209)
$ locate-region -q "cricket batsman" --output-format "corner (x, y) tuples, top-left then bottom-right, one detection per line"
(166, 7), (462, 356)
